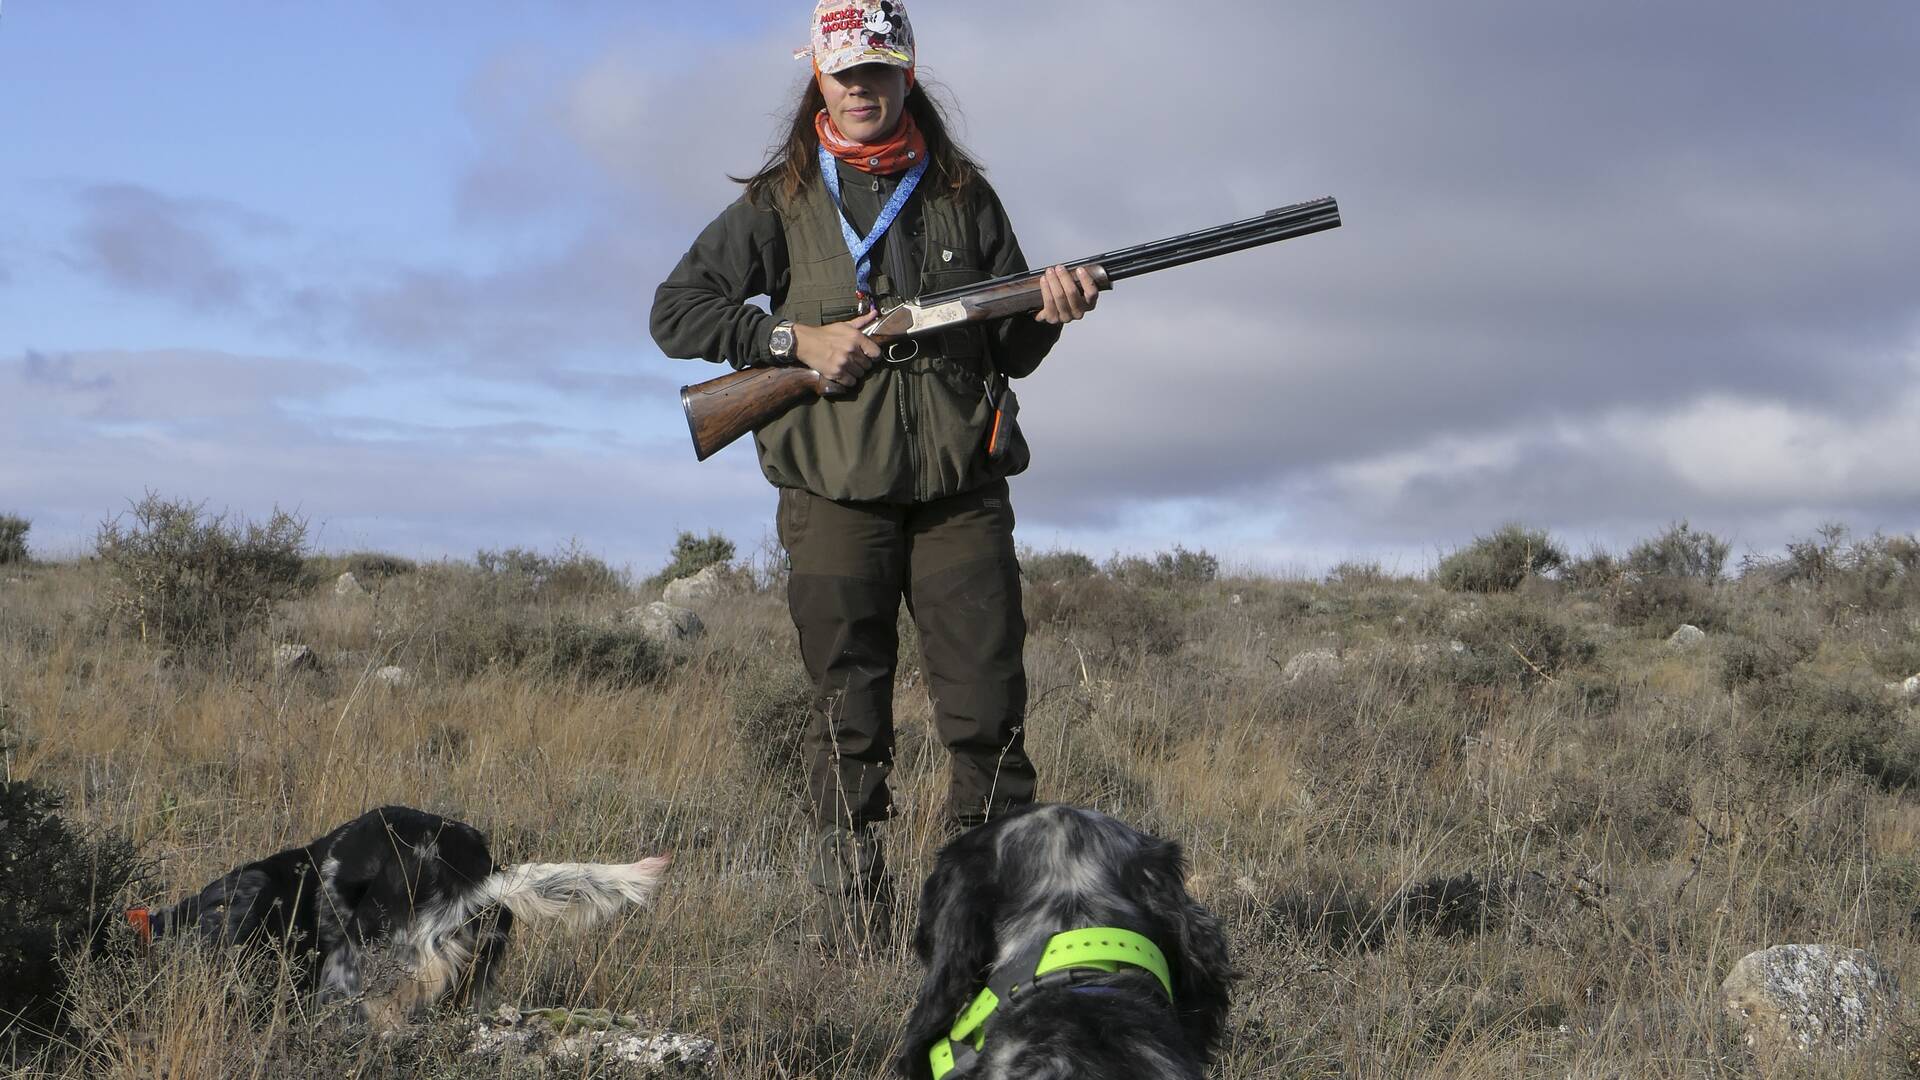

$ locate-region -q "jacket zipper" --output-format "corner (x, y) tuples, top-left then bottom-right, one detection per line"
(898, 374), (919, 500)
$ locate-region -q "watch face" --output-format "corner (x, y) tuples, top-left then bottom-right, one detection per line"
(771, 324), (795, 357)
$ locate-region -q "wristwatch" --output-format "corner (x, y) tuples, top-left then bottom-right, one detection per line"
(768, 319), (796, 361)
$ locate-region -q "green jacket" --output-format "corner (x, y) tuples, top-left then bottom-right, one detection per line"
(651, 162), (1061, 503)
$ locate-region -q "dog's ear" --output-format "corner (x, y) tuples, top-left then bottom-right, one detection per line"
(1130, 837), (1235, 1062)
(897, 829), (1000, 1080)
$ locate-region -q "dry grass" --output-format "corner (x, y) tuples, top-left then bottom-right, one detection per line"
(4, 540), (1920, 1077)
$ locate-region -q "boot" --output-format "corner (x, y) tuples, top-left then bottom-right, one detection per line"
(803, 826), (893, 956)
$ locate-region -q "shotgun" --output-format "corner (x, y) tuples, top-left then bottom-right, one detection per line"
(680, 195), (1341, 460)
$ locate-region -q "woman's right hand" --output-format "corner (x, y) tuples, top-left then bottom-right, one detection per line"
(793, 310), (882, 394)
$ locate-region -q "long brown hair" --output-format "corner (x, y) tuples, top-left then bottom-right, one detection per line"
(734, 76), (983, 209)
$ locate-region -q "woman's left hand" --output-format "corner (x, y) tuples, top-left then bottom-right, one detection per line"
(1034, 264), (1100, 325)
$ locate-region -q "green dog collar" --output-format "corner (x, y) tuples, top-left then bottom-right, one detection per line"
(929, 927), (1173, 1078)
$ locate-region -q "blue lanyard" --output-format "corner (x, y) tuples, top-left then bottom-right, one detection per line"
(818, 144), (928, 303)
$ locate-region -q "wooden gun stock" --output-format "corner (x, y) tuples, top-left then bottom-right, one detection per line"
(678, 195), (1341, 460)
(682, 365), (828, 462)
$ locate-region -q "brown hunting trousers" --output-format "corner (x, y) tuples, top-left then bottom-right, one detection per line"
(777, 479), (1035, 830)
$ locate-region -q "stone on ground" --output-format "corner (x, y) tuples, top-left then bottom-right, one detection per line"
(1667, 624), (1706, 649)
(662, 563), (739, 608)
(273, 644), (320, 673)
(1281, 648), (1342, 685)
(625, 601), (704, 645)
(466, 1006), (715, 1077)
(1721, 944), (1896, 1061)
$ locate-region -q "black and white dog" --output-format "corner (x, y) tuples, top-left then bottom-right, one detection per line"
(899, 805), (1234, 1080)
(130, 806), (668, 1027)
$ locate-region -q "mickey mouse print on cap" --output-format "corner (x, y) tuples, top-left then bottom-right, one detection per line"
(797, 0), (915, 75)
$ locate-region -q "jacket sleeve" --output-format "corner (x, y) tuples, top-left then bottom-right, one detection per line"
(974, 183), (1063, 380)
(650, 196), (790, 369)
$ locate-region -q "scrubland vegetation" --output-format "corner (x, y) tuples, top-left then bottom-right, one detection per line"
(4, 500), (1920, 1077)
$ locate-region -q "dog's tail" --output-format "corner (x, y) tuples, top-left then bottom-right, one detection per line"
(465, 854), (670, 932)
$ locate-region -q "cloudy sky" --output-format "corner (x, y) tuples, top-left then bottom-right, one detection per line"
(3, 2), (1916, 575)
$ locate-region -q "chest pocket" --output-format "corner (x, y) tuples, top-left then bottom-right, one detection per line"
(777, 185), (861, 329)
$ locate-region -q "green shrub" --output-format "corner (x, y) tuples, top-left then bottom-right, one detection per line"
(1718, 630), (1817, 692)
(1752, 525), (1920, 615)
(474, 546), (550, 581)
(1560, 548), (1621, 590)
(1108, 544), (1219, 586)
(302, 550), (418, 589)
(1743, 673), (1920, 791)
(1533, 762), (1692, 856)
(406, 563), (528, 676)
(535, 618), (668, 689)
(1325, 560), (1389, 586)
(475, 541), (624, 601)
(0, 513), (28, 565)
(1766, 522), (1852, 585)
(1874, 636), (1920, 681)
(1449, 598), (1596, 690)
(728, 653), (814, 796)
(1625, 521), (1730, 582)
(1, 780), (145, 1039)
(95, 494), (308, 652)
(1020, 547), (1099, 583)
(1026, 575), (1182, 661)
(408, 586), (668, 688)
(1435, 525), (1566, 593)
(1826, 532), (1920, 615)
(648, 530), (736, 587)
(1608, 574), (1728, 632)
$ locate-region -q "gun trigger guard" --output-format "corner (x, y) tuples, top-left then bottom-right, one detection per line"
(885, 340), (920, 364)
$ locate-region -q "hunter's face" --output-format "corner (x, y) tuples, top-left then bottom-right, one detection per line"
(820, 63), (907, 143)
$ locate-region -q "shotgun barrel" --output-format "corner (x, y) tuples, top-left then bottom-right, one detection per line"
(919, 196), (1340, 301)
(681, 195), (1341, 460)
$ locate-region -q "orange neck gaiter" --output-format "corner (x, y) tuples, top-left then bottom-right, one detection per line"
(815, 109), (928, 175)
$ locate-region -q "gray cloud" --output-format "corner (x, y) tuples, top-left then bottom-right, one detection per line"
(23, 349), (114, 392)
(59, 179), (680, 395)
(895, 1), (1920, 554)
(67, 184), (286, 314)
(334, 233), (670, 372)
(32, 3), (1920, 568)
(0, 348), (768, 570)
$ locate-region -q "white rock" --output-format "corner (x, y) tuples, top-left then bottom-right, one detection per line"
(1281, 648), (1342, 685)
(1667, 624), (1706, 649)
(465, 1006), (716, 1077)
(1895, 674), (1920, 703)
(662, 563), (736, 608)
(625, 602), (704, 645)
(334, 571), (366, 597)
(1722, 945), (1896, 1058)
(1229, 593), (1243, 606)
(1406, 641), (1469, 666)
(372, 665), (413, 689)
(553, 1029), (717, 1071)
(273, 644), (319, 673)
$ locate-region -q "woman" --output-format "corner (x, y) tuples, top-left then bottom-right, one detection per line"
(650, 0), (1097, 950)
